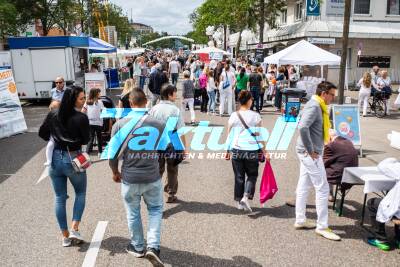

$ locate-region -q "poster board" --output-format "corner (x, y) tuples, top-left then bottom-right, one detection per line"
(332, 104), (362, 149)
(209, 52), (223, 61)
(85, 72), (107, 96)
(0, 69), (27, 139)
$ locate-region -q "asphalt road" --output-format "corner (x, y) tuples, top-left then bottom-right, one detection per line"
(1, 84), (399, 267)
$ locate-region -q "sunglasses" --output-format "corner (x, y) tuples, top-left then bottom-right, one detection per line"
(55, 81), (63, 84)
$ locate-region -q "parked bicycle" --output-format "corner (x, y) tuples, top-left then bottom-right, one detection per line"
(368, 91), (388, 118)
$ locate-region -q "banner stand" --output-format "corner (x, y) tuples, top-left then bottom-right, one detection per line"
(332, 104), (362, 157)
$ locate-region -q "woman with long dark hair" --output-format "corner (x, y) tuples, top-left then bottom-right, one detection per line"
(39, 86), (90, 247)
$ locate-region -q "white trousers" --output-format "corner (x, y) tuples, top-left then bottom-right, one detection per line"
(295, 153), (329, 230)
(358, 91), (370, 116)
(181, 98), (195, 122)
(219, 88), (233, 115)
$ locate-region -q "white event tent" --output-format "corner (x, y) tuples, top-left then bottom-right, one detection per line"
(264, 40), (345, 95)
(264, 40), (340, 66)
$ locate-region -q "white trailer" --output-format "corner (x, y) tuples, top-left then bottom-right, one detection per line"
(8, 37), (90, 100)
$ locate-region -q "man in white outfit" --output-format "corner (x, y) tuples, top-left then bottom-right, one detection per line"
(219, 64), (236, 116)
(295, 81), (341, 241)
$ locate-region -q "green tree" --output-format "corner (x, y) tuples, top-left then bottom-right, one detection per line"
(0, 0), (19, 40)
(253, 0), (287, 44)
(90, 2), (132, 45)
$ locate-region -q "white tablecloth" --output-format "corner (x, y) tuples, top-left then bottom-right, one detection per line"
(342, 167), (397, 194)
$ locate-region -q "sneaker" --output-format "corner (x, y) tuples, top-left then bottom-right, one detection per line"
(62, 237), (72, 247)
(367, 238), (391, 251)
(145, 248), (164, 267)
(294, 221), (316, 230)
(237, 201), (244, 210)
(126, 243), (145, 258)
(239, 197), (252, 212)
(315, 228), (341, 241)
(69, 229), (84, 244)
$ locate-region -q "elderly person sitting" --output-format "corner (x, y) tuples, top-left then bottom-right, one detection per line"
(323, 129), (359, 201)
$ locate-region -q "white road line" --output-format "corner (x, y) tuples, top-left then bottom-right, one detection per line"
(82, 221), (108, 267)
(36, 167), (49, 184)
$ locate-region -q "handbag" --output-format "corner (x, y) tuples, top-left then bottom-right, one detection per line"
(67, 148), (91, 173)
(222, 72), (231, 90)
(236, 111), (265, 163)
(260, 161), (278, 204)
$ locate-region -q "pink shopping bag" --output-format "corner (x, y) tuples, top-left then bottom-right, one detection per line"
(260, 161), (278, 204)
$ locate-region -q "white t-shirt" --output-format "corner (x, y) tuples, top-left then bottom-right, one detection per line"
(207, 77), (216, 92)
(219, 70), (236, 91)
(228, 110), (262, 150)
(84, 101), (104, 126)
(169, 60), (180, 74)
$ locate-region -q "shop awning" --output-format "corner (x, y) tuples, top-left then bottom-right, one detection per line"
(88, 37), (116, 53)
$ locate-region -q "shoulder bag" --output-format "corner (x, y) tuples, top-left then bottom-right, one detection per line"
(236, 111), (265, 163)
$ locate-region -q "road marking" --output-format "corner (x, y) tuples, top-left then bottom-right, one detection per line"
(82, 221), (108, 267)
(36, 167), (49, 184)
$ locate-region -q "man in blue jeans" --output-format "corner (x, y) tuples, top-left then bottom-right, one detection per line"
(109, 88), (166, 266)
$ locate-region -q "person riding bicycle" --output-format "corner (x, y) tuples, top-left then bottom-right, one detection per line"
(376, 70), (392, 115)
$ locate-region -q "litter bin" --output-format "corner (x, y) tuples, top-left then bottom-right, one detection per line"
(281, 88), (306, 122)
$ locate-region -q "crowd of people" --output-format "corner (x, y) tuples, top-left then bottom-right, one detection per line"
(37, 50), (400, 266)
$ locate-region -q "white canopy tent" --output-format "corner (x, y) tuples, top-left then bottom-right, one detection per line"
(264, 40), (346, 94)
(264, 40), (340, 66)
(192, 46), (231, 55)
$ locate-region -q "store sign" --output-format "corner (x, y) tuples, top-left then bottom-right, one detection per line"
(307, 37), (336, 45)
(0, 70), (27, 139)
(326, 0), (345, 16)
(306, 0), (320, 16)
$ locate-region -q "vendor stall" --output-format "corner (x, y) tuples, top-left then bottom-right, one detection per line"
(192, 46), (231, 63)
(264, 40), (341, 98)
(8, 36), (117, 99)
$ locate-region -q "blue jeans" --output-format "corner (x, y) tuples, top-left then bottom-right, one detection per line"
(121, 179), (163, 251)
(171, 73), (179, 86)
(207, 90), (216, 113)
(49, 149), (87, 231)
(250, 87), (260, 112)
(139, 76), (146, 90)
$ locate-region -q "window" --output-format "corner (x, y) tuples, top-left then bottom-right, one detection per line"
(354, 0), (370, 14)
(387, 0), (400, 15)
(280, 9), (287, 24)
(295, 2), (303, 20)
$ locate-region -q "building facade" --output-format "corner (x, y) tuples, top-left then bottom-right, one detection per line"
(130, 22), (154, 35)
(234, 0), (400, 85)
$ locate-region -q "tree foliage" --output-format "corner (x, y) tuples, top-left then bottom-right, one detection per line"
(190, 0), (287, 48)
(0, 0), (19, 39)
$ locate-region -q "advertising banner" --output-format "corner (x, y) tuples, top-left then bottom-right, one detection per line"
(85, 72), (107, 95)
(0, 69), (27, 139)
(307, 0), (320, 16)
(332, 105), (361, 146)
(209, 52), (223, 61)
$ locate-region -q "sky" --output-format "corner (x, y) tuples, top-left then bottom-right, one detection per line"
(110, 0), (205, 35)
